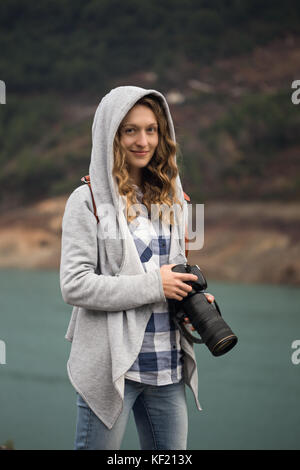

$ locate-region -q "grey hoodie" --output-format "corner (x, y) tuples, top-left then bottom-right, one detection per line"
(60, 86), (201, 430)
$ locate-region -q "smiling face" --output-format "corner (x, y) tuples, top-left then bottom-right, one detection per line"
(119, 104), (159, 185)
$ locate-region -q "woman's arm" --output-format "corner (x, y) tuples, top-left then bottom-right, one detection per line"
(59, 188), (166, 312)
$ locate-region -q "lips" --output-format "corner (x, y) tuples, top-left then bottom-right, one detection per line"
(131, 150), (149, 155)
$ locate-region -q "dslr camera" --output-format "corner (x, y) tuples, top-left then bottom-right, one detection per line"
(168, 264), (238, 357)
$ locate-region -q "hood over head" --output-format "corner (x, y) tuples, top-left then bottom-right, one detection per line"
(89, 85), (186, 272)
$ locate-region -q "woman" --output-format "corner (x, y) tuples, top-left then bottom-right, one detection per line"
(60, 86), (214, 450)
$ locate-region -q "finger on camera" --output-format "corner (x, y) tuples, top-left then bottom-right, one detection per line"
(175, 277), (194, 290)
(178, 273), (198, 282)
(174, 294), (183, 301)
(204, 292), (214, 302)
(176, 289), (188, 298)
(181, 282), (192, 292)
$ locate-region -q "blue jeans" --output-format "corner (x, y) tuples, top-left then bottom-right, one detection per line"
(74, 379), (188, 450)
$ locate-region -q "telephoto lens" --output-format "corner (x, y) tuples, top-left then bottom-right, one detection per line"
(169, 264), (238, 357)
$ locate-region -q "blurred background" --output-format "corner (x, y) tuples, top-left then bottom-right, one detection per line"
(0, 0), (299, 450)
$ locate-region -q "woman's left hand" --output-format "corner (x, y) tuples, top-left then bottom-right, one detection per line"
(183, 293), (215, 331)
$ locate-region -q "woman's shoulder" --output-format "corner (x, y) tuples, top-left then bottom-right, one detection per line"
(66, 183), (89, 200)
(64, 184), (93, 211)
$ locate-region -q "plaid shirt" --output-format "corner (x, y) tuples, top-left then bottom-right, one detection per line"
(125, 187), (183, 386)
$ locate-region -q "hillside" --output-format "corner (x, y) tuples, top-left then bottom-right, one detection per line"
(1, 14), (300, 284)
(0, 195), (299, 286)
(1, 34), (300, 211)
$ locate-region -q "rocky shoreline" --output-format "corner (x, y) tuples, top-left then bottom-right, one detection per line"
(0, 196), (299, 286)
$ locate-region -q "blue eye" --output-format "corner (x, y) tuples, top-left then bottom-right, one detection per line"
(123, 126), (157, 134)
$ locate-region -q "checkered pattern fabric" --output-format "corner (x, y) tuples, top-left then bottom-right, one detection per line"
(125, 187), (183, 386)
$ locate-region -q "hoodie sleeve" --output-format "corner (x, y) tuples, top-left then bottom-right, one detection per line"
(60, 188), (166, 312)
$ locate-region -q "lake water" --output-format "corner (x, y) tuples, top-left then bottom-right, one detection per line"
(0, 268), (299, 450)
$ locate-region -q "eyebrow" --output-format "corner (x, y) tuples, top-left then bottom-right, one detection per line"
(122, 122), (158, 128)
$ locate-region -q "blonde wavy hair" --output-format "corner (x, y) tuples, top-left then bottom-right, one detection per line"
(113, 94), (182, 224)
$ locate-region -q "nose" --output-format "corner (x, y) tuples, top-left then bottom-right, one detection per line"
(136, 130), (148, 147)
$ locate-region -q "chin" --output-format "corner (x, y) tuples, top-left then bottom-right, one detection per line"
(132, 158), (152, 168)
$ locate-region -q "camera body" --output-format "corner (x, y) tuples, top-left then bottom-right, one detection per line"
(168, 264), (238, 357)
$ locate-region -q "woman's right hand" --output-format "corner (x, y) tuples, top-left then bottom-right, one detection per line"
(159, 264), (198, 301)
